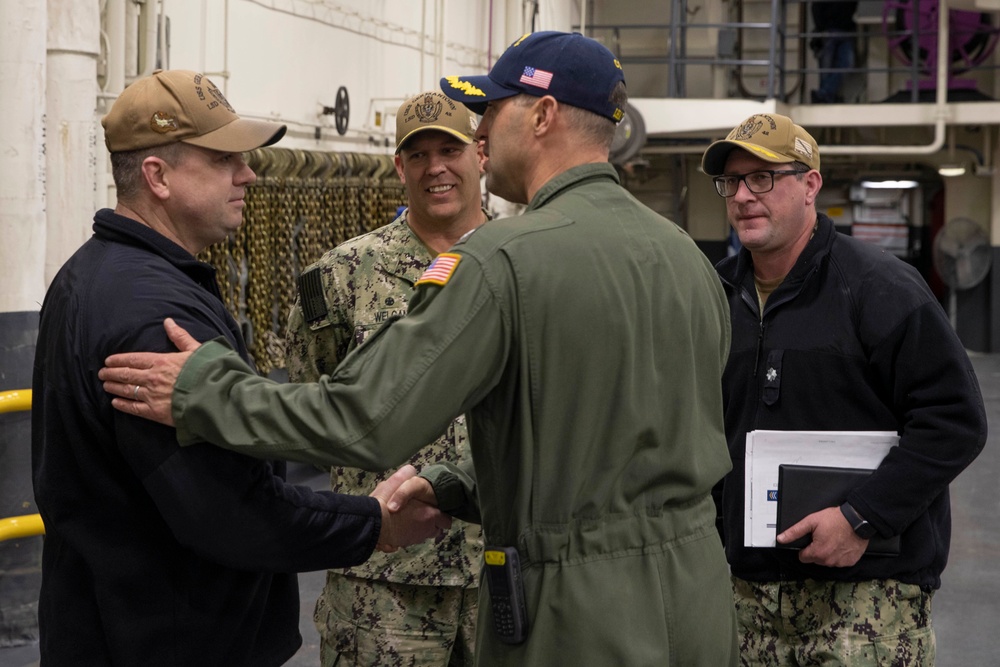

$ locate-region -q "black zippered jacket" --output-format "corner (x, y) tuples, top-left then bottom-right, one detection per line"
(32, 209), (381, 666)
(715, 213), (986, 589)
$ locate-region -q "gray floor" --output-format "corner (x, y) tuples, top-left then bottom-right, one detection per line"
(3, 353), (999, 666)
(931, 351), (1000, 667)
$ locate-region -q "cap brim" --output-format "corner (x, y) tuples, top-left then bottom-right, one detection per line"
(184, 118), (287, 153)
(440, 74), (518, 115)
(701, 139), (796, 175)
(395, 126), (474, 154)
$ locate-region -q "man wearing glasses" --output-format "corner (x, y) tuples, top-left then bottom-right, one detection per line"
(702, 113), (986, 666)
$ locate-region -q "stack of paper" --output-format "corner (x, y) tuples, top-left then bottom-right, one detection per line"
(743, 430), (899, 548)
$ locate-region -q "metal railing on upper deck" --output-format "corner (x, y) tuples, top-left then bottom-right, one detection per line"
(577, 0), (1000, 104)
(0, 389), (45, 542)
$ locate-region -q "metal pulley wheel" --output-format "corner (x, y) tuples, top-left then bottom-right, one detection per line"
(334, 86), (349, 135)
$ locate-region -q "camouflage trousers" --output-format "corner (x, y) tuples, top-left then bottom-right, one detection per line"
(314, 572), (478, 667)
(732, 576), (935, 666)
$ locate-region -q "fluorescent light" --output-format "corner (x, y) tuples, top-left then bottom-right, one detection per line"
(938, 164), (967, 177)
(860, 180), (920, 189)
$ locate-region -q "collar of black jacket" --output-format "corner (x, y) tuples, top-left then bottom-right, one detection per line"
(720, 213), (834, 282)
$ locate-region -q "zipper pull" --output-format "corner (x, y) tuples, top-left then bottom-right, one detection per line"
(753, 320), (764, 378)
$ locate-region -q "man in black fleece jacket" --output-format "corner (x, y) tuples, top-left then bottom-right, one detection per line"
(31, 69), (447, 666)
(703, 113), (987, 666)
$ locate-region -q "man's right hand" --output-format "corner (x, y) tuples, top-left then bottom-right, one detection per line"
(387, 474), (438, 512)
(776, 506), (868, 567)
(370, 466), (449, 553)
(98, 317), (202, 426)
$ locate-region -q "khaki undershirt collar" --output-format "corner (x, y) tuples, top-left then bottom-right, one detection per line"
(753, 221), (818, 314)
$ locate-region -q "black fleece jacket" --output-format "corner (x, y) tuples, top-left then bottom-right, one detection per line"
(32, 209), (381, 666)
(715, 214), (986, 589)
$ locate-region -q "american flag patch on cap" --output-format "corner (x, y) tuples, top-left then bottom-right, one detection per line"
(520, 66), (553, 89)
(416, 252), (462, 286)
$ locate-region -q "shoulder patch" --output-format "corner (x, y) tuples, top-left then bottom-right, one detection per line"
(297, 268), (328, 322)
(415, 252), (462, 287)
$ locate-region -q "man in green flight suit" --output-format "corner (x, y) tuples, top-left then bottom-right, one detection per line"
(286, 90), (487, 666)
(101, 31), (739, 666)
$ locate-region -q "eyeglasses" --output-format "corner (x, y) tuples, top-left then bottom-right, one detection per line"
(712, 169), (808, 197)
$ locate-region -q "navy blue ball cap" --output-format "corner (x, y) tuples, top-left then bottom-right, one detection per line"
(440, 31), (626, 123)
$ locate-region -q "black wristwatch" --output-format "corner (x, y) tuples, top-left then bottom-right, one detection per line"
(840, 502), (877, 540)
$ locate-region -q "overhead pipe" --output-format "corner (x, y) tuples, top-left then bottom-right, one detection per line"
(136, 0), (160, 79)
(819, 0), (949, 158)
(199, 0), (207, 71)
(983, 125), (992, 173)
(159, 0), (168, 70)
(105, 0), (125, 93)
(98, 0), (128, 211)
(221, 0), (229, 93)
(192, 0), (229, 91)
(201, 0), (231, 93)
(46, 0), (100, 282)
(0, 0), (47, 312)
(437, 0), (445, 82)
(420, 0), (426, 90)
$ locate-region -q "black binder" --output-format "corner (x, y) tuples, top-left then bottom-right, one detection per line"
(776, 464), (900, 557)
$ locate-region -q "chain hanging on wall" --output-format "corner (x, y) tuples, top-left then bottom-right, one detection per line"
(197, 147), (407, 375)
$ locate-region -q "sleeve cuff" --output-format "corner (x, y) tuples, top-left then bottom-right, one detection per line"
(172, 337), (239, 446)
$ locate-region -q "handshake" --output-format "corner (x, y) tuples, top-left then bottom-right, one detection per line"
(369, 464), (452, 553)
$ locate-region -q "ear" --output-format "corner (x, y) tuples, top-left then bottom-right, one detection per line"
(476, 140), (486, 174)
(141, 156), (171, 201)
(394, 154), (405, 183)
(804, 169), (823, 205)
(531, 96), (559, 137)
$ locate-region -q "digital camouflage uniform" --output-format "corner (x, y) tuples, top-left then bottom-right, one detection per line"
(285, 209), (483, 667)
(733, 578), (934, 666)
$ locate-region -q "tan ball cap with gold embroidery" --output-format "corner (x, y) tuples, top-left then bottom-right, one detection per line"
(394, 91), (478, 154)
(701, 113), (820, 175)
(101, 69), (286, 153)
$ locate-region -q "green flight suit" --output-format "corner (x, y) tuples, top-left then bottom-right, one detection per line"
(174, 163), (738, 666)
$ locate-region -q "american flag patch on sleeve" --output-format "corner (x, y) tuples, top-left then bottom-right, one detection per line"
(416, 252), (462, 286)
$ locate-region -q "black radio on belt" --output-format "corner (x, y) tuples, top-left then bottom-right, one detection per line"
(484, 546), (528, 644)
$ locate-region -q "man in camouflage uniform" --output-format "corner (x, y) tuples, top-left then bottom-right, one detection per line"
(703, 114), (987, 666)
(284, 90), (487, 667)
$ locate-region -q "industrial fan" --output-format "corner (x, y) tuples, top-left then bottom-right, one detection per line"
(932, 217), (992, 327)
(882, 0), (1000, 97)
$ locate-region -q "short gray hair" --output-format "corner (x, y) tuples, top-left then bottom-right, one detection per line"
(514, 81), (627, 151)
(109, 142), (185, 202)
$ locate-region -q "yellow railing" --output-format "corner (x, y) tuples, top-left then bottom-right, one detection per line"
(0, 513), (45, 541)
(0, 388), (31, 413)
(0, 388), (45, 542)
